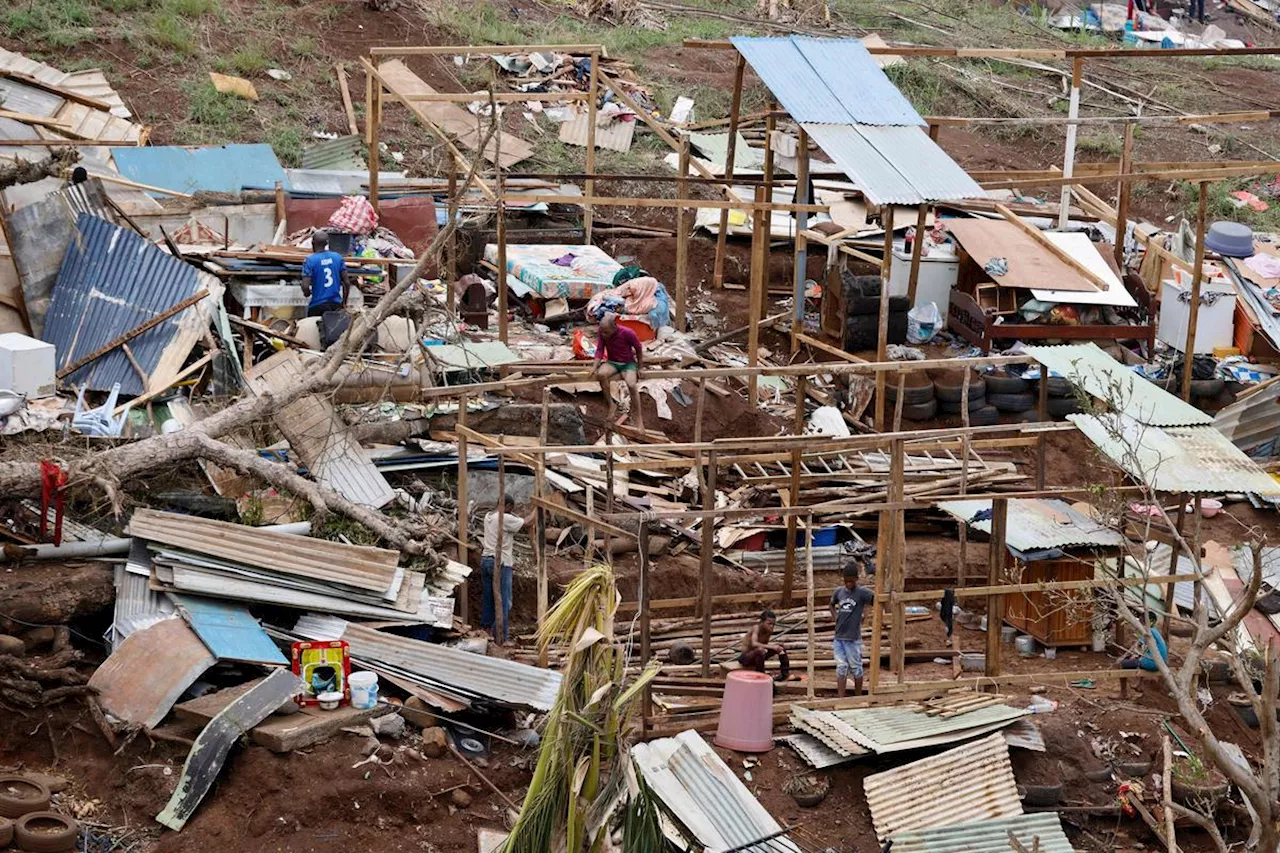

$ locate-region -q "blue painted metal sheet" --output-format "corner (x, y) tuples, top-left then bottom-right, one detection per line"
(803, 124), (984, 204)
(42, 214), (210, 395)
(791, 38), (924, 126)
(731, 36), (849, 124)
(172, 594), (288, 666)
(731, 36), (924, 126)
(110, 144), (285, 196)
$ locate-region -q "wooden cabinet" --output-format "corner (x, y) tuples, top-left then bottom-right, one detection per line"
(1002, 557), (1098, 647)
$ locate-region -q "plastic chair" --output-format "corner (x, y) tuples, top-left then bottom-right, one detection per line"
(73, 383), (133, 437)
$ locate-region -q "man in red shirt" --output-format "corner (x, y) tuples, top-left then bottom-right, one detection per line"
(593, 312), (645, 431)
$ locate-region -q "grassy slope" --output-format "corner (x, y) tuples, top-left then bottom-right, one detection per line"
(4, 0), (1280, 224)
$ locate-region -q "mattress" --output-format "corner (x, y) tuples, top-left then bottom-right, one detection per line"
(483, 243), (623, 300)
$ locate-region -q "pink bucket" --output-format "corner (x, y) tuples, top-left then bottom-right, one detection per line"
(714, 670), (775, 752)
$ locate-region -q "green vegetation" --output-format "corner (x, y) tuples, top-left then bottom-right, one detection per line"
(268, 127), (304, 167)
(290, 36), (319, 58)
(182, 80), (255, 139)
(144, 11), (196, 54)
(1, 0), (96, 48)
(228, 43), (272, 75)
(1076, 132), (1125, 158)
(1178, 177), (1280, 233)
(885, 61), (951, 116)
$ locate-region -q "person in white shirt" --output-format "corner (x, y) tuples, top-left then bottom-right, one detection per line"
(481, 494), (534, 644)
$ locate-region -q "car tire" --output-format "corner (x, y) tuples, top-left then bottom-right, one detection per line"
(987, 392), (1036, 413)
(1015, 410), (1041, 423)
(969, 405), (1001, 426)
(899, 398), (938, 421)
(984, 371), (1030, 394)
(1045, 376), (1074, 397)
(14, 812), (78, 853)
(885, 382), (935, 405)
(938, 395), (988, 415)
(0, 777), (50, 819)
(934, 375), (987, 402)
(0, 816), (12, 848)
(1048, 396), (1081, 418)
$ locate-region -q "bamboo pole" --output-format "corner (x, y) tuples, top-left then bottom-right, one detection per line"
(792, 126), (811, 356)
(456, 395), (470, 624)
(985, 498), (1008, 679)
(713, 54), (746, 288)
(700, 451), (718, 678)
(1181, 181), (1209, 402)
(1057, 57), (1083, 230)
(874, 206), (896, 431)
(676, 139), (691, 332)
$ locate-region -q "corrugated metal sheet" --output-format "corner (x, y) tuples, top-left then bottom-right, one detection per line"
(1123, 548), (1216, 617)
(889, 813), (1075, 853)
(832, 703), (1029, 751)
(88, 617), (215, 729)
(0, 79), (63, 116)
(5, 179), (114, 338)
(802, 123), (983, 205)
(1231, 544), (1280, 588)
(42, 214), (220, 395)
(936, 498), (1125, 551)
(172, 594), (288, 666)
(1001, 718), (1046, 752)
(130, 508), (402, 595)
(109, 556), (174, 650)
(283, 169), (405, 195)
(300, 135), (366, 170)
(111, 144), (286, 196)
(1024, 343), (1212, 427)
(863, 733), (1022, 842)
(1070, 413), (1280, 495)
(633, 730), (801, 853)
(292, 617), (562, 711)
(1213, 381), (1280, 457)
(777, 732), (859, 768)
(731, 37), (922, 125)
(0, 48), (132, 118)
(424, 341), (522, 371)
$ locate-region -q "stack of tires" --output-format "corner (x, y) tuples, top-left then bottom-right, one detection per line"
(932, 369), (999, 425)
(886, 374), (938, 421)
(0, 775), (79, 852)
(981, 371), (1082, 422)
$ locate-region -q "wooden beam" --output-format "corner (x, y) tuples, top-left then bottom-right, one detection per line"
(369, 44), (605, 56)
(112, 352), (215, 416)
(456, 396), (470, 623)
(335, 63), (359, 136)
(897, 573), (1202, 604)
(792, 125), (811, 355)
(400, 91), (591, 103)
(874, 206), (895, 430)
(995, 203), (1109, 291)
(986, 162), (1280, 190)
(56, 290), (209, 379)
(501, 194), (826, 212)
(675, 139), (691, 332)
(714, 54), (747, 288)
(700, 450), (717, 678)
(747, 184), (766, 405)
(985, 498), (1008, 678)
(905, 204), (929, 306)
(584, 51), (600, 243)
(1182, 182), (1209, 401)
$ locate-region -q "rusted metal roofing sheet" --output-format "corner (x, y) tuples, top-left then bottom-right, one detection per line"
(1024, 343), (1212, 427)
(292, 617), (562, 711)
(777, 732), (859, 769)
(632, 730), (801, 853)
(130, 508), (401, 595)
(832, 703), (1029, 752)
(1213, 380), (1280, 456)
(889, 813), (1075, 853)
(936, 498), (1125, 551)
(88, 617), (215, 729)
(42, 214), (221, 396)
(300, 135), (366, 170)
(802, 123), (982, 205)
(1069, 413), (1280, 495)
(863, 733), (1022, 841)
(1002, 718), (1047, 752)
(731, 36), (923, 126)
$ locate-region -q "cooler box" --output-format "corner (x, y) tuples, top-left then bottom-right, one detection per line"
(888, 241), (959, 312)
(1158, 277), (1236, 355)
(0, 333), (55, 398)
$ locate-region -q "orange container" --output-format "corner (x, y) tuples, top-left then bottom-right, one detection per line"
(618, 318), (656, 342)
(714, 670), (775, 752)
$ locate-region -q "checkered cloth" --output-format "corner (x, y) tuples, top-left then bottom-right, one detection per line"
(327, 195), (378, 235)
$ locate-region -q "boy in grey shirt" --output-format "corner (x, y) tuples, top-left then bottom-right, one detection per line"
(830, 563), (875, 696)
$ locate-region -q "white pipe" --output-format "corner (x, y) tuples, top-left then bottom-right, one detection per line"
(1058, 83), (1081, 230)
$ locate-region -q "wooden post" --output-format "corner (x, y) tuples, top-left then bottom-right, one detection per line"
(747, 184), (767, 406)
(1162, 736), (1176, 853)
(456, 394), (470, 624)
(792, 126), (811, 355)
(712, 55), (747, 288)
(496, 109), (509, 344)
(1057, 57), (1083, 230)
(536, 389), (551, 641)
(494, 448), (507, 644)
(1036, 372), (1049, 491)
(783, 376), (806, 607)
(584, 487), (594, 568)
(675, 139), (691, 332)
(985, 497), (1008, 679)
(584, 51), (600, 243)
(639, 519), (652, 731)
(874, 206), (896, 431)
(889, 439), (906, 681)
(805, 512), (816, 700)
(365, 71), (380, 216)
(905, 203), (928, 306)
(1162, 495), (1187, 636)
(760, 105), (777, 322)
(869, 502), (888, 693)
(604, 425), (616, 560)
(694, 379), (707, 443)
(892, 374), (906, 432)
(700, 450), (718, 678)
(1181, 181), (1209, 402)
(1114, 122), (1136, 269)
(446, 169), (459, 308)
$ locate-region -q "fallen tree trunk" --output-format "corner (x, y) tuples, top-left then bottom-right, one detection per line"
(0, 561), (115, 631)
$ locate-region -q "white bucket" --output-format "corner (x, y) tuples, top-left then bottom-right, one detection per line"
(1014, 635), (1038, 657)
(349, 671), (379, 710)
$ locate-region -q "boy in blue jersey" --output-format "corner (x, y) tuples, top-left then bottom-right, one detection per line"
(300, 231), (348, 317)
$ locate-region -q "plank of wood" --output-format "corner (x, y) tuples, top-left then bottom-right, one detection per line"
(174, 677), (383, 752)
(943, 218), (1098, 293)
(376, 59), (533, 168)
(335, 63), (359, 136)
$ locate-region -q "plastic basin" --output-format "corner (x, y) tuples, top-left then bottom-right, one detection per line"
(1204, 222), (1255, 258)
(714, 670), (775, 753)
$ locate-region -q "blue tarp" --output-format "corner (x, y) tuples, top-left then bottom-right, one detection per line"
(111, 144), (286, 196)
